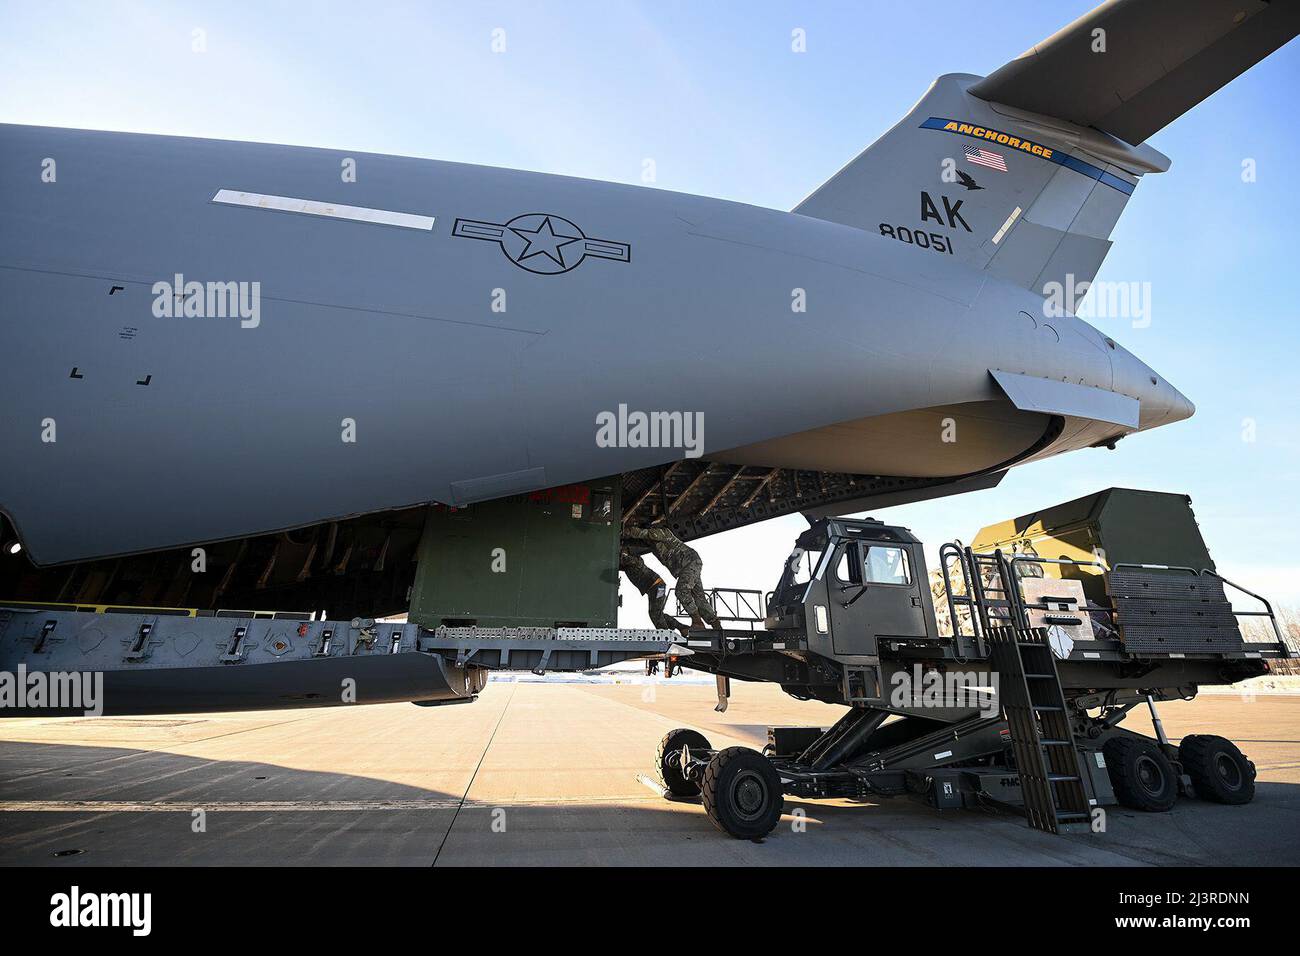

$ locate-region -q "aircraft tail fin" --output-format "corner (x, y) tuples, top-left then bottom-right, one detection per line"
(794, 0), (1299, 296)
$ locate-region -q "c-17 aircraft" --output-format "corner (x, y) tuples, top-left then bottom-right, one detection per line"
(1, 0), (1297, 717)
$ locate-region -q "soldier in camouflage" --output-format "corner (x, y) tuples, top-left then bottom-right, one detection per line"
(619, 546), (686, 637)
(623, 525), (723, 631)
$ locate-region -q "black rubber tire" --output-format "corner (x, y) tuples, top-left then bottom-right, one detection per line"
(1103, 736), (1178, 812)
(656, 728), (710, 798)
(700, 746), (784, 840)
(1179, 734), (1256, 805)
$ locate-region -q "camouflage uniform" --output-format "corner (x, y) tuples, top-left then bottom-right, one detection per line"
(618, 547), (679, 633)
(623, 526), (722, 629)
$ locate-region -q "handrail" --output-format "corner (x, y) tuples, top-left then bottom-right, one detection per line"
(931, 552), (1292, 660)
(1111, 561), (1199, 576)
(1004, 553), (1118, 621)
(1199, 569), (1293, 656)
(938, 541), (981, 657)
(1010, 554), (1108, 571)
(996, 550), (1029, 629)
(670, 587), (765, 629)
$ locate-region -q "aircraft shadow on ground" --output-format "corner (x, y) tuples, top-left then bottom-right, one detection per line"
(1, 739), (1298, 866)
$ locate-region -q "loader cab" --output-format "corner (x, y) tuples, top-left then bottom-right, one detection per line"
(780, 518), (938, 662)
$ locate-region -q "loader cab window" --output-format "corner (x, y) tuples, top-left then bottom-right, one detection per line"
(771, 545), (825, 615)
(863, 545), (911, 586)
(833, 543), (862, 584)
(787, 546), (822, 586)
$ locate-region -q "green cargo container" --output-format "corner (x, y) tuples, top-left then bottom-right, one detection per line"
(970, 488), (1216, 603)
(408, 478), (622, 629)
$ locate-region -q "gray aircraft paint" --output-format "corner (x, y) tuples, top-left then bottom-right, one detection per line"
(0, 103), (1185, 566)
(6, 0), (1295, 567)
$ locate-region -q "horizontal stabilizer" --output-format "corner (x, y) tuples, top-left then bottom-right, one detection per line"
(970, 0), (1300, 145)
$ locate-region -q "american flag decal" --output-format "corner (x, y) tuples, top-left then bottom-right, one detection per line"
(964, 144), (1008, 172)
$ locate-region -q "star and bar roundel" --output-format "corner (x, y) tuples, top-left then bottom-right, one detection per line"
(452, 213), (631, 274)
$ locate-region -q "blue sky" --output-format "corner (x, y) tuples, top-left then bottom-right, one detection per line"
(2, 0), (1297, 608)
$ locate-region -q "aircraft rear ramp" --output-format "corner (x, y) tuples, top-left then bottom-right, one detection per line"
(0, 604), (680, 716)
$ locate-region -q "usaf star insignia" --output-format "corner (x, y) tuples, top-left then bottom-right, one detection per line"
(452, 213), (631, 274)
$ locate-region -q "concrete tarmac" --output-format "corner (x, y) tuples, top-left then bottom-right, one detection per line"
(1, 680), (1297, 866)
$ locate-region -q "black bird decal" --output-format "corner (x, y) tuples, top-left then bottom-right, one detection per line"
(956, 170), (984, 191)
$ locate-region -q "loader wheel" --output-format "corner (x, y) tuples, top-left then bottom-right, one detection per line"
(1179, 735), (1255, 805)
(657, 728), (710, 798)
(1104, 737), (1177, 812)
(701, 746), (784, 840)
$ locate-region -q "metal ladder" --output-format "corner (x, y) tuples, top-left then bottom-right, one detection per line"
(988, 623), (1091, 833)
(937, 543), (1018, 658)
(939, 546), (1093, 833)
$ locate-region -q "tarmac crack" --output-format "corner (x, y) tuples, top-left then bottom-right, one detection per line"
(430, 681), (517, 866)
